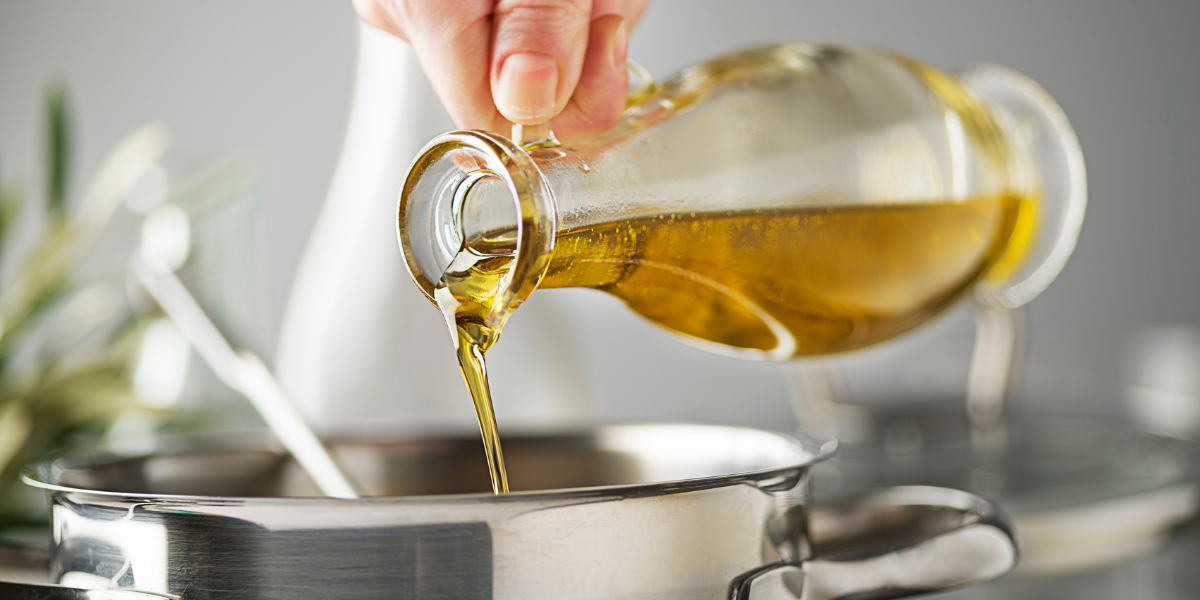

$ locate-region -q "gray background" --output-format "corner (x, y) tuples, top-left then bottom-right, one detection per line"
(1, 0), (1198, 427)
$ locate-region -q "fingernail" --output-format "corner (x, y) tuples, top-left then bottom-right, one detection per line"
(495, 52), (558, 123)
(611, 19), (628, 70)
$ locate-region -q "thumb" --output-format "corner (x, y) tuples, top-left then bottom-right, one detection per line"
(491, 0), (592, 125)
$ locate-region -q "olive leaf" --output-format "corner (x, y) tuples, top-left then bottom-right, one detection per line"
(0, 402), (31, 481)
(29, 360), (141, 424)
(0, 180), (22, 262)
(44, 81), (70, 216)
(167, 154), (257, 215)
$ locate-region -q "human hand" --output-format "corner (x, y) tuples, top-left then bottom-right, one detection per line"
(353, 0), (648, 141)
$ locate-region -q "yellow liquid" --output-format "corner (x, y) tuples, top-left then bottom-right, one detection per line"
(437, 193), (1036, 492)
(435, 251), (513, 494)
(542, 194), (1034, 358)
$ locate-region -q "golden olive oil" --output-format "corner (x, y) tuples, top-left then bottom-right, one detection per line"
(435, 250), (514, 494)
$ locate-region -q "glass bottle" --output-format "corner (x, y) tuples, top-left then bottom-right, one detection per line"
(398, 43), (1085, 361)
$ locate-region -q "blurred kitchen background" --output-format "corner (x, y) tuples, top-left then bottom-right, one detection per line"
(1, 0), (1198, 437)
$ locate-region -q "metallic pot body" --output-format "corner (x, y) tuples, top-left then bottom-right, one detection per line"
(24, 425), (1017, 600)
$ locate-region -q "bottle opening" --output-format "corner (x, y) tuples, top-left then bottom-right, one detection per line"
(398, 130), (557, 306)
(451, 169), (520, 258)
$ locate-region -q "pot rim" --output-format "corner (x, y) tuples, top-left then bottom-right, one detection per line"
(22, 423), (837, 504)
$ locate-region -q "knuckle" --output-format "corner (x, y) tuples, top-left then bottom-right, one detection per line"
(495, 0), (591, 34)
(406, 0), (492, 45)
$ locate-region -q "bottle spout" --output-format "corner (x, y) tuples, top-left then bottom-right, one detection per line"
(398, 130), (557, 314)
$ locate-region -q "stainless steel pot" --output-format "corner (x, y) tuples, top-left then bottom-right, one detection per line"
(21, 425), (1017, 600)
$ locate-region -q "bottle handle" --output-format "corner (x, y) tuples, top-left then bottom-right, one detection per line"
(733, 486), (1018, 600)
(625, 60), (660, 108)
(962, 64), (1088, 309)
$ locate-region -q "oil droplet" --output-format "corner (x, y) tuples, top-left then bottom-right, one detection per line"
(578, 162), (591, 174)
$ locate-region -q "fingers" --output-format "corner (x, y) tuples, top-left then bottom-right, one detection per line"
(352, 0), (408, 40)
(549, 13), (628, 139)
(397, 0), (506, 132)
(592, 0), (649, 23)
(490, 0), (593, 125)
(351, 0), (652, 140)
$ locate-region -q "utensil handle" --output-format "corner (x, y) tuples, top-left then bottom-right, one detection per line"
(130, 257), (360, 499)
(733, 486), (1018, 600)
(0, 581), (173, 599)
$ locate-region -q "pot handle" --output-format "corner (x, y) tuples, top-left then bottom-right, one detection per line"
(0, 581), (174, 599)
(733, 486), (1018, 600)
